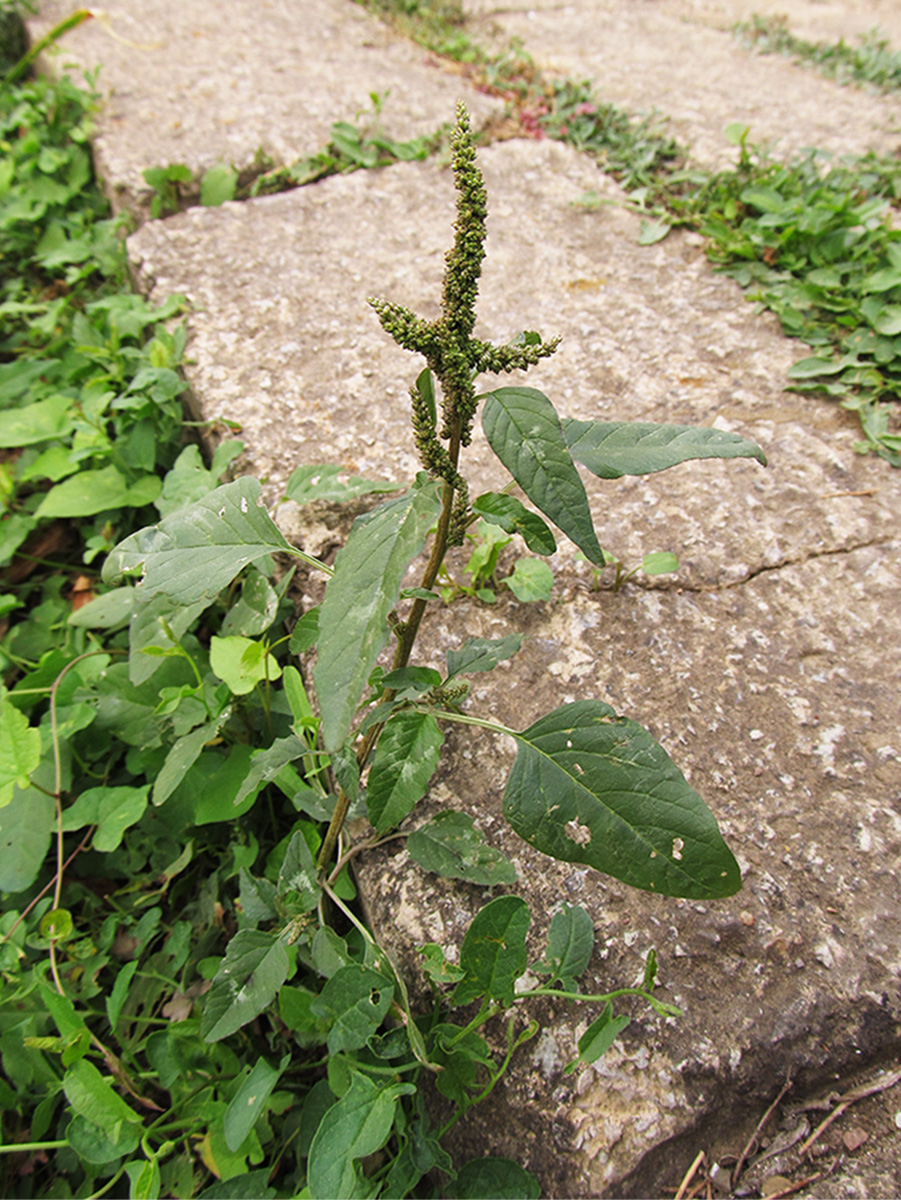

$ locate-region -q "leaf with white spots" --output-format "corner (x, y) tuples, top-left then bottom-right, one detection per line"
(503, 700), (740, 899)
(223, 1055), (289, 1152)
(102, 477), (326, 605)
(201, 930), (290, 1043)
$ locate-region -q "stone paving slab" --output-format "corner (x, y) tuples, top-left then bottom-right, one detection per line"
(465, 0), (901, 167)
(30, 0), (498, 215)
(351, 541), (901, 1195)
(128, 140), (899, 591)
(677, 0), (901, 48)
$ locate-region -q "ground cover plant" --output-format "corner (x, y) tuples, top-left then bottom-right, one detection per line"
(1, 24), (766, 1187)
(733, 13), (901, 93)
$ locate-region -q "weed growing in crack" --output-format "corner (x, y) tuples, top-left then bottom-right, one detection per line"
(2, 85), (764, 1196)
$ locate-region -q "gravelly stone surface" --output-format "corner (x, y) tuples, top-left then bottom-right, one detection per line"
(30, 0), (498, 216)
(466, 0), (901, 167)
(28, 0), (901, 1194)
(128, 141), (897, 592)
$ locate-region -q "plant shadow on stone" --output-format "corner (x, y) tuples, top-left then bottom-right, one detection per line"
(90, 104), (767, 1196)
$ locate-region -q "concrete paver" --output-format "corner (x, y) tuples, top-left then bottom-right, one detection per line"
(31, 0), (498, 215)
(466, 0), (901, 166)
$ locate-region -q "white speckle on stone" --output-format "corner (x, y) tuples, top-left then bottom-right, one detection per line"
(624, 931), (639, 947)
(532, 1029), (564, 1079)
(814, 724), (844, 774)
(749, 729), (764, 741)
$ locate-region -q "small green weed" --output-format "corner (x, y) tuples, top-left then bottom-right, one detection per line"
(734, 13), (901, 93)
(143, 93), (443, 215)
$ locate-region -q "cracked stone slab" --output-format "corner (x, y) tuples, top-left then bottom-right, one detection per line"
(349, 542), (901, 1196)
(28, 0), (497, 216)
(464, 0), (901, 167)
(127, 139), (900, 591)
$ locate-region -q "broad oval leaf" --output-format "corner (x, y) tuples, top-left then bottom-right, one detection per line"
(451, 1157), (541, 1200)
(283, 463), (404, 505)
(366, 710), (443, 834)
(562, 418), (766, 479)
(223, 1056), (286, 1153)
(311, 964), (395, 1054)
(102, 477), (321, 605)
(201, 930), (290, 1043)
(536, 903), (594, 991)
(451, 895), (530, 1007)
(313, 480), (442, 750)
(472, 492), (556, 555)
(503, 700), (740, 899)
(407, 811), (517, 886)
(307, 1072), (415, 1200)
(481, 388), (604, 564)
(445, 634), (522, 680)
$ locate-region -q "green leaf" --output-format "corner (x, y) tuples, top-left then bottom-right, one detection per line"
(61, 785), (149, 852)
(569, 1001), (630, 1070)
(210, 635), (282, 695)
(106, 961), (139, 1033)
(407, 811), (518, 886)
(503, 700), (741, 899)
(451, 896), (530, 1007)
(415, 367), (437, 427)
(870, 304), (901, 336)
(284, 464), (404, 505)
(196, 1171), (275, 1200)
(638, 218), (670, 245)
(786, 355), (847, 379)
(238, 868), (278, 923)
(0, 395), (72, 447)
(366, 711), (443, 834)
(219, 568), (281, 638)
(233, 735), (306, 809)
(307, 1072), (414, 1200)
(562, 418), (767, 479)
(419, 943), (466, 985)
(200, 163), (238, 207)
(641, 551), (679, 576)
(445, 635), (522, 680)
(34, 466), (161, 519)
(63, 1060), (142, 1143)
(128, 592), (209, 686)
(451, 1157), (541, 1199)
(504, 557), (553, 602)
(472, 493), (556, 555)
(311, 964), (395, 1054)
(379, 665), (442, 696)
(277, 829), (319, 912)
(102, 477), (314, 605)
(67, 1113), (140, 1164)
(202, 930), (291, 1042)
(67, 587), (135, 630)
(535, 904), (594, 991)
(179, 744), (262, 824)
(152, 722), (220, 807)
(289, 607), (320, 654)
(223, 1056), (286, 1152)
(0, 689), (42, 807)
(481, 387), (604, 564)
(125, 1155), (162, 1199)
(313, 480), (442, 750)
